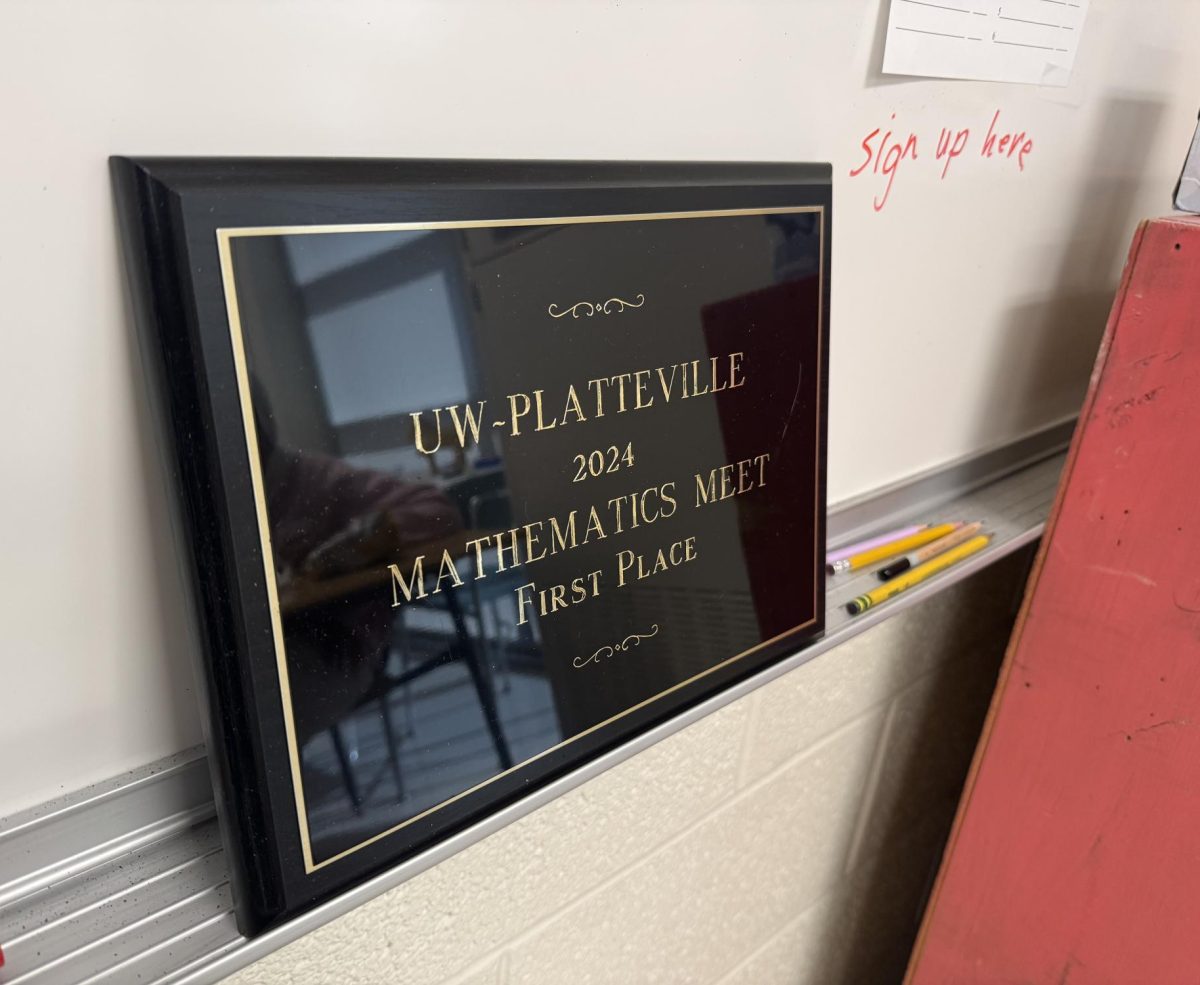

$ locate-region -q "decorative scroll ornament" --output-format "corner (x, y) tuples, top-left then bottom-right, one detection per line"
(574, 624), (660, 669)
(548, 294), (646, 319)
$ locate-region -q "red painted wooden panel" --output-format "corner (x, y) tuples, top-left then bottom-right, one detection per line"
(907, 216), (1200, 985)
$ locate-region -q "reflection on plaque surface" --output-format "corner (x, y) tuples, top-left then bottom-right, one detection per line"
(113, 159), (830, 931)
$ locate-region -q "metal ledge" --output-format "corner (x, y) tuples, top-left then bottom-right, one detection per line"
(0, 422), (1070, 985)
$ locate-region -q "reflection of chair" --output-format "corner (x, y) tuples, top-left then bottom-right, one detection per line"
(398, 580), (515, 757)
(322, 471), (526, 816)
(328, 711), (404, 813)
(463, 487), (535, 691)
(441, 469), (505, 523)
(417, 471), (532, 692)
(287, 622), (385, 815)
(330, 578), (515, 815)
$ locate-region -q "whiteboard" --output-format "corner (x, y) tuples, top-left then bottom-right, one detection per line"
(1, 0), (1198, 817)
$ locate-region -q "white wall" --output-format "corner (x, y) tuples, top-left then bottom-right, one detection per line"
(1, 0), (1197, 842)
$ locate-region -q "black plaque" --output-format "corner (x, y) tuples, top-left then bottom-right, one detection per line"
(112, 158), (830, 931)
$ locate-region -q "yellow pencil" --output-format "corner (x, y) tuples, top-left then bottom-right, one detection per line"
(877, 521), (984, 581)
(846, 534), (992, 615)
(831, 522), (961, 573)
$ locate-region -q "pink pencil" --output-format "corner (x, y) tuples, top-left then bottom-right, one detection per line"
(826, 525), (928, 570)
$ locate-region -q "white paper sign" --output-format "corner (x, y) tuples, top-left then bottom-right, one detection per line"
(882, 0), (1090, 86)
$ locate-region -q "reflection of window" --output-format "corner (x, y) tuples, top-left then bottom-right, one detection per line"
(287, 230), (432, 282)
(306, 270), (469, 426)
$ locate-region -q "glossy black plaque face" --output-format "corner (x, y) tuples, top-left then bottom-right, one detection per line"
(112, 159), (829, 931)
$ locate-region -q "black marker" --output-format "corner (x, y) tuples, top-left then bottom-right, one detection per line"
(877, 522), (983, 581)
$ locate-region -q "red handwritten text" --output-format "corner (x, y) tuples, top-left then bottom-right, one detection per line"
(980, 109), (1034, 171)
(849, 110), (1035, 212)
(849, 114), (919, 212)
(935, 126), (970, 179)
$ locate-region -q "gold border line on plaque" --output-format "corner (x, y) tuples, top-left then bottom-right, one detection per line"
(215, 204), (826, 873)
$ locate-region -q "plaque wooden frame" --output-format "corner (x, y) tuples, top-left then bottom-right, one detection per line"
(111, 158), (831, 932)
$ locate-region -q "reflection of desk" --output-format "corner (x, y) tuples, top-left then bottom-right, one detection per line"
(278, 530), (494, 614)
(277, 529), (514, 813)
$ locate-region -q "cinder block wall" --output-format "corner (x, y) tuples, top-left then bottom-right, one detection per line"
(227, 550), (1032, 985)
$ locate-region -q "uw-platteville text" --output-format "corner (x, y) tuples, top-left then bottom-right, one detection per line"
(411, 352), (746, 454)
(388, 347), (774, 635)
